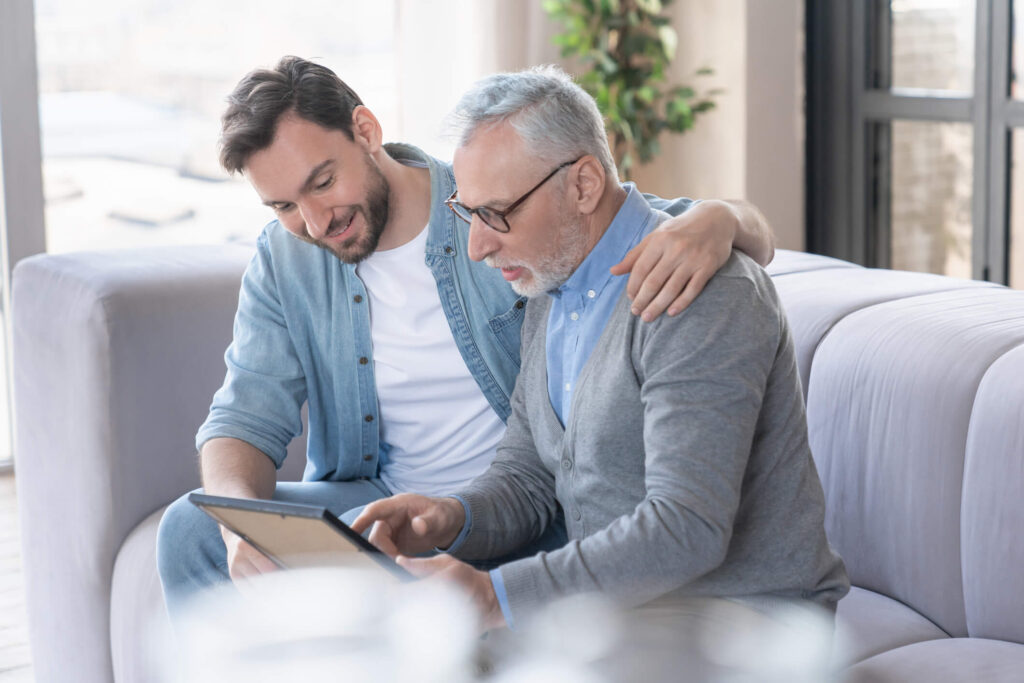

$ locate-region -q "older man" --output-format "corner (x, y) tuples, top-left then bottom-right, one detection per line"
(353, 66), (849, 630)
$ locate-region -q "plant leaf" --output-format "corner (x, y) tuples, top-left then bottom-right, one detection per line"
(657, 25), (677, 60)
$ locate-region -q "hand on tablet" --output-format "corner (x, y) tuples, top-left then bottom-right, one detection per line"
(351, 494), (465, 557)
(221, 528), (278, 581)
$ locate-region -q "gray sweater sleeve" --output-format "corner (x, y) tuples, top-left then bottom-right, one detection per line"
(465, 258), (788, 621)
(454, 348), (560, 560)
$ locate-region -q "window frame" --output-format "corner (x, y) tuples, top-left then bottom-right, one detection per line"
(0, 0), (47, 469)
(807, 0), (1011, 284)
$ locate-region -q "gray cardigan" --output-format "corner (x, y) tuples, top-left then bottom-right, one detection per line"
(455, 250), (849, 625)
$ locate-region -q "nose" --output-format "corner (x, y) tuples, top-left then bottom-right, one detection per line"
(299, 197), (333, 240)
(467, 215), (499, 263)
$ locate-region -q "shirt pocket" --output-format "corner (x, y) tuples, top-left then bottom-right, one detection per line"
(487, 296), (528, 367)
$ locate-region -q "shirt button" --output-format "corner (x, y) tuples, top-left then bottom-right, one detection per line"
(515, 300), (525, 310)
(564, 382), (571, 391)
(353, 295), (363, 303)
(587, 290), (596, 298)
(561, 458), (571, 470)
(570, 311), (580, 321)
(363, 454), (373, 462)
(359, 356), (369, 365)
(573, 508), (582, 521)
(445, 246), (453, 255)
(364, 414), (374, 422)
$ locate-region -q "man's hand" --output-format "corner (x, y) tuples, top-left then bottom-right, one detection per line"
(350, 494), (466, 558)
(200, 437), (279, 584)
(398, 554), (506, 631)
(611, 199), (773, 321)
(221, 528), (278, 581)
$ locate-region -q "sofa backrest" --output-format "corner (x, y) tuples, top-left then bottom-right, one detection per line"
(769, 251), (1024, 643)
(962, 343), (1024, 642)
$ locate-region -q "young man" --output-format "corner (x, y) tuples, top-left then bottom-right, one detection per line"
(156, 57), (776, 617)
(353, 66), (848, 630)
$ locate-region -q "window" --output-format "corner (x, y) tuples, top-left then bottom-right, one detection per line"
(807, 0), (1022, 287)
(35, 0), (400, 253)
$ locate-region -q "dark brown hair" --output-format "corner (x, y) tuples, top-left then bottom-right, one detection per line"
(219, 56), (363, 173)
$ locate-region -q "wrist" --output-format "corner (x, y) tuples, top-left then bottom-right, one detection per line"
(438, 497), (467, 548)
(483, 571), (508, 630)
(706, 199), (739, 244)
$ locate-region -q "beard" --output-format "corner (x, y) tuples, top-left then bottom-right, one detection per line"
(302, 153), (391, 264)
(488, 208), (588, 298)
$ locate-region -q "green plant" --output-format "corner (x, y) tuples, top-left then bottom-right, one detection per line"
(544, 0), (719, 180)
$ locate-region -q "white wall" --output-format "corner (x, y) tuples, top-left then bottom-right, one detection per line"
(746, 0), (804, 251)
(632, 0), (805, 251)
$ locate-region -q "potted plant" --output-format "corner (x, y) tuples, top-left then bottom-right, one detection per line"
(545, 0), (719, 179)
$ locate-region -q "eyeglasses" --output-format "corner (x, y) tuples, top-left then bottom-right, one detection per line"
(445, 158), (581, 233)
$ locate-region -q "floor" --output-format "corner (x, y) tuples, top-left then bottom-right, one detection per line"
(0, 473), (32, 681)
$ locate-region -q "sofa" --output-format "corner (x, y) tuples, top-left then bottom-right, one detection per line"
(11, 245), (1024, 682)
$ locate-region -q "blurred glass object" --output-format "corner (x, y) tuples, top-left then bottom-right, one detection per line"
(888, 0), (975, 92)
(167, 569), (841, 683)
(889, 120), (974, 278)
(169, 568), (478, 683)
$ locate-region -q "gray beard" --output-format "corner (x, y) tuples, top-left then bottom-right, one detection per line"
(510, 214), (588, 298)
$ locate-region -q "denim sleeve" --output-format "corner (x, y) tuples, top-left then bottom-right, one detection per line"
(640, 192), (697, 217)
(195, 231), (307, 467)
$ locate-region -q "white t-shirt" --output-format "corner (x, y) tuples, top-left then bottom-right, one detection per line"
(355, 225), (505, 495)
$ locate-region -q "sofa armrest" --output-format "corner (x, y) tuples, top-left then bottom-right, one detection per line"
(11, 244), (258, 682)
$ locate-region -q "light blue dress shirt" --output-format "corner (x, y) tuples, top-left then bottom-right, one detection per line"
(545, 184), (667, 424)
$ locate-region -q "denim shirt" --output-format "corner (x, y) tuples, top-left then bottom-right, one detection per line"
(196, 143), (527, 482)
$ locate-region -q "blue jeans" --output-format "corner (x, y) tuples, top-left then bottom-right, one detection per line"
(156, 480), (567, 623)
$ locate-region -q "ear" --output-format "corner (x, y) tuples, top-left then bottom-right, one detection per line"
(350, 105), (383, 154)
(567, 156), (606, 215)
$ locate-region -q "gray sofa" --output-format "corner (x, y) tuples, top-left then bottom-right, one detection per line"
(12, 246), (1024, 682)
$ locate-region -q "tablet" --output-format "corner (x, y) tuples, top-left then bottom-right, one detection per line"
(188, 493), (413, 582)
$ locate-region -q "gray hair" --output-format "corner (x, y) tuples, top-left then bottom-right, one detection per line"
(447, 65), (617, 180)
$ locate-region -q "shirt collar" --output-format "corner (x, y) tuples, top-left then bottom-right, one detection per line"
(553, 183), (653, 300)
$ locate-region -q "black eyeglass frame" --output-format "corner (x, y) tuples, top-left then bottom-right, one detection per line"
(445, 157), (582, 233)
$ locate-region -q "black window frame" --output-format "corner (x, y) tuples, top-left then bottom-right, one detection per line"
(807, 0), (1013, 284)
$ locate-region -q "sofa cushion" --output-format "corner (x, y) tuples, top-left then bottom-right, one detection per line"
(833, 586), (948, 667)
(806, 288), (1024, 637)
(843, 637), (1024, 683)
(772, 268), (993, 395)
(766, 249), (862, 276)
(962, 344), (1024, 643)
(110, 507), (171, 683)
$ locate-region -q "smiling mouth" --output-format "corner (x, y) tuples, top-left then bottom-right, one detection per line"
(323, 210), (357, 241)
